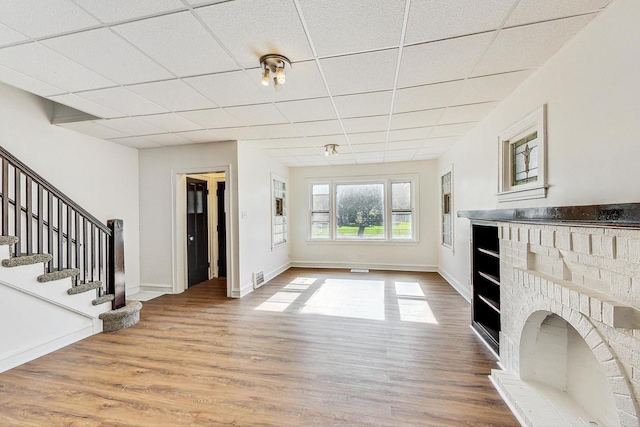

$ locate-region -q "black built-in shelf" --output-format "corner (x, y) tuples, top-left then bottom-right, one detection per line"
(471, 221), (500, 354)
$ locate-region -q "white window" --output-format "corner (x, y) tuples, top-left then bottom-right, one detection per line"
(309, 175), (417, 242)
(271, 175), (287, 248)
(498, 105), (547, 202)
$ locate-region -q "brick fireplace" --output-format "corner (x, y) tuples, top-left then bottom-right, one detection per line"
(460, 204), (640, 427)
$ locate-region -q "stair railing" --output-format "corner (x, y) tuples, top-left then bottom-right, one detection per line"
(0, 145), (123, 308)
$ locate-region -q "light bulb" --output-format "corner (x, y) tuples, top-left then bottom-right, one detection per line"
(332, 146), (338, 155)
(261, 68), (270, 86)
(276, 67), (286, 84)
(324, 146), (329, 156)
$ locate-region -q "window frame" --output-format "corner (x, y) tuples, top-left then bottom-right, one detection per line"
(271, 173), (288, 250)
(308, 174), (418, 243)
(440, 165), (454, 252)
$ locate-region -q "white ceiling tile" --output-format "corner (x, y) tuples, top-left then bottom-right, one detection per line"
(113, 11), (238, 77)
(250, 124), (303, 139)
(342, 116), (390, 133)
(49, 93), (124, 119)
(294, 120), (343, 137)
(136, 113), (203, 132)
(184, 0), (228, 5)
(275, 98), (336, 123)
(141, 133), (193, 146)
(260, 60), (328, 102)
(127, 79), (217, 112)
(417, 145), (454, 155)
(393, 80), (464, 113)
(351, 142), (387, 153)
(285, 147), (322, 157)
(422, 136), (461, 147)
(298, 0), (405, 56)
(429, 122), (476, 138)
(224, 104), (288, 126)
(109, 136), (162, 149)
(321, 49), (398, 96)
(398, 33), (493, 88)
(385, 149), (418, 160)
(305, 135), (349, 146)
(405, 0), (515, 44)
(387, 140), (425, 150)
(212, 127), (262, 140)
(0, 64), (65, 97)
(73, 0), (185, 23)
(57, 120), (128, 139)
(348, 131), (387, 144)
(176, 129), (226, 143)
(178, 108), (244, 129)
(0, 23), (28, 47)
(42, 28), (173, 85)
(184, 70), (269, 107)
(390, 108), (444, 129)
(255, 138), (312, 149)
(0, 0), (99, 38)
(453, 70), (531, 105)
(77, 87), (167, 116)
(472, 14), (596, 76)
(0, 43), (115, 92)
(357, 156), (385, 164)
(356, 151), (386, 159)
(195, 0), (313, 69)
(333, 91), (392, 118)
(440, 101), (498, 124)
(96, 117), (164, 136)
(388, 127), (433, 142)
(506, 0), (611, 27)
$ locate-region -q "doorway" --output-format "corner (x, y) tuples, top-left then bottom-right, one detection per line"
(217, 181), (227, 278)
(186, 177), (209, 287)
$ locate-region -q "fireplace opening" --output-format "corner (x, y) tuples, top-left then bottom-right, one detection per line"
(519, 312), (620, 426)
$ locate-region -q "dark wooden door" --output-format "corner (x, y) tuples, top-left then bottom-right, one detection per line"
(217, 181), (226, 278)
(187, 178), (209, 287)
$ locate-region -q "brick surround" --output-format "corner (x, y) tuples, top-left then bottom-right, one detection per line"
(494, 223), (640, 426)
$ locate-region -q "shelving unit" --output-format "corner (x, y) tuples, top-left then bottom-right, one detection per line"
(471, 221), (500, 354)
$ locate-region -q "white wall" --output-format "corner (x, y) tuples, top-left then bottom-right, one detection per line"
(0, 82), (140, 292)
(290, 160), (439, 271)
(138, 141), (239, 294)
(237, 143), (290, 295)
(438, 0), (640, 297)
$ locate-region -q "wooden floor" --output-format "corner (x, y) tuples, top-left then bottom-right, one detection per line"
(0, 268), (518, 426)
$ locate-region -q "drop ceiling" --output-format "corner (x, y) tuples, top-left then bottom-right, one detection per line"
(0, 0), (611, 167)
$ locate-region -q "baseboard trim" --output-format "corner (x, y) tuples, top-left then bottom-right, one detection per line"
(234, 262), (292, 298)
(139, 283), (172, 294)
(0, 324), (97, 373)
(438, 268), (471, 302)
(290, 261), (437, 272)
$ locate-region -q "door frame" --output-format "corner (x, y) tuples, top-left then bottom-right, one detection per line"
(171, 165), (234, 297)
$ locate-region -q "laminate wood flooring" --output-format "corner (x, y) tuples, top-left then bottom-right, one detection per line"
(0, 269), (518, 426)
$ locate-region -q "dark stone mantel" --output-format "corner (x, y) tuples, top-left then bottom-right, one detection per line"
(458, 202), (640, 228)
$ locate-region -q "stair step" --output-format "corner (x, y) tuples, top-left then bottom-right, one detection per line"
(2, 253), (52, 267)
(37, 268), (80, 283)
(0, 236), (18, 246)
(92, 294), (114, 306)
(67, 281), (102, 295)
(99, 300), (143, 332)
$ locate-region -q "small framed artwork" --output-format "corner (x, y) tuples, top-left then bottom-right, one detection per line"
(498, 105), (547, 202)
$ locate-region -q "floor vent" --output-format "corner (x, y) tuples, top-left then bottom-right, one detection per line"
(350, 269), (369, 273)
(253, 270), (265, 289)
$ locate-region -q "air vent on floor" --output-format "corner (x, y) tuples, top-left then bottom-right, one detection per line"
(253, 270), (265, 289)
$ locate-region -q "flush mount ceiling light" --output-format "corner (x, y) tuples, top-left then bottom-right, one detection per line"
(324, 144), (339, 156)
(259, 54), (291, 87)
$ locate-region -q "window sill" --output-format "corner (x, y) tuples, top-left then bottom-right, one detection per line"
(306, 239), (419, 246)
(497, 185), (547, 203)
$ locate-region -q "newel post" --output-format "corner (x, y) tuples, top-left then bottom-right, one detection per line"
(107, 219), (126, 310)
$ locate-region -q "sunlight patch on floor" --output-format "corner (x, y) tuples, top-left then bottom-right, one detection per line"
(300, 279), (385, 320)
(284, 284), (311, 291)
(397, 299), (438, 324)
(394, 281), (425, 297)
(255, 291), (302, 312)
(291, 277), (317, 285)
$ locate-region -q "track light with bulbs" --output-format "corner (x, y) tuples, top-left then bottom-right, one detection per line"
(324, 144), (339, 156)
(259, 54), (291, 88)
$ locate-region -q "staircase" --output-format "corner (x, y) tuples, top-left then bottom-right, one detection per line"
(0, 145), (141, 373)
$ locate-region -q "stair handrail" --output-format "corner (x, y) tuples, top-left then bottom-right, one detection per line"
(0, 146), (110, 235)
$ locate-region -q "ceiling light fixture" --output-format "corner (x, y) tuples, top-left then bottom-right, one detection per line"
(259, 54), (291, 88)
(324, 144), (339, 156)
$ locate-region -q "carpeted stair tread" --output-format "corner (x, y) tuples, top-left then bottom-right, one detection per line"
(99, 301), (142, 332)
(67, 281), (102, 295)
(0, 236), (19, 245)
(2, 253), (52, 267)
(37, 268), (80, 283)
(92, 294), (114, 306)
